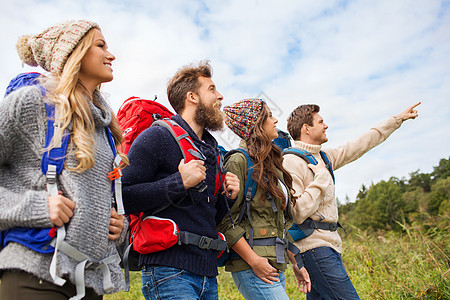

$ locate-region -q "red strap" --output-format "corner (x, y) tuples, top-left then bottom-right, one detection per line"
(158, 119), (197, 162)
(156, 119), (225, 195)
(214, 156), (226, 196)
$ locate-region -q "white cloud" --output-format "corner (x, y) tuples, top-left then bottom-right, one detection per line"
(1, 0), (449, 202)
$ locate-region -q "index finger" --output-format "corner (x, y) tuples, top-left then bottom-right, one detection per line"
(110, 207), (118, 217)
(409, 102), (421, 110)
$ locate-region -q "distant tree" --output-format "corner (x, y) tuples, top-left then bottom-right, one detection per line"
(356, 184), (368, 201)
(402, 187), (423, 214)
(431, 157), (450, 182)
(338, 201), (356, 225)
(353, 180), (404, 230)
(390, 176), (407, 193)
(408, 170), (431, 192)
(337, 156), (450, 230)
(429, 177), (450, 215)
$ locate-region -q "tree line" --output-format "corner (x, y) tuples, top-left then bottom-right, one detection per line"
(338, 157), (450, 232)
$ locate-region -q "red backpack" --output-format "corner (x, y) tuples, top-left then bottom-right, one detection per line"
(117, 96), (174, 153)
(116, 96), (228, 290)
(117, 96), (225, 199)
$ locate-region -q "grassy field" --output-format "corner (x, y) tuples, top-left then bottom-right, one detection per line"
(106, 216), (449, 299)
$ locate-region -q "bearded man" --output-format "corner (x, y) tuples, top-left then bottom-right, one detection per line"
(122, 61), (240, 300)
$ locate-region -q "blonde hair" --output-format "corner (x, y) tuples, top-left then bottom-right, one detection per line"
(42, 28), (128, 172)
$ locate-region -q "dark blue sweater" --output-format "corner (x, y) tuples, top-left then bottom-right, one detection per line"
(122, 115), (229, 277)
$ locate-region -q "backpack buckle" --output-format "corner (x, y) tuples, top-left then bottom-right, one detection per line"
(329, 223), (338, 231)
(198, 236), (212, 250)
(108, 168), (123, 180)
(46, 164), (57, 184)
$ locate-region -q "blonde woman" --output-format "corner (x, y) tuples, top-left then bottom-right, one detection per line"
(0, 20), (128, 300)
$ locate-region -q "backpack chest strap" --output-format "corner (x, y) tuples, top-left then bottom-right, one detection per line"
(246, 237), (304, 269)
(298, 218), (341, 232)
(178, 231), (227, 252)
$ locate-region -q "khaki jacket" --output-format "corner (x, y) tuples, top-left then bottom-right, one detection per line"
(217, 142), (294, 272)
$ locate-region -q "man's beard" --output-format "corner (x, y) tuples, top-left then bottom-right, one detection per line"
(195, 99), (224, 132)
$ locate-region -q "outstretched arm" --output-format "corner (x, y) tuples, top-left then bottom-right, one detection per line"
(326, 102), (420, 171)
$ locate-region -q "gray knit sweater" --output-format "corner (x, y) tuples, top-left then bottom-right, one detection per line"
(0, 86), (126, 294)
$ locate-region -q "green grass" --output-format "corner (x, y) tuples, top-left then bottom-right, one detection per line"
(106, 216), (449, 299)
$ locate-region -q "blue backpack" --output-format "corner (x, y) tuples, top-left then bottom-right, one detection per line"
(1, 73), (60, 253)
(282, 147), (343, 241)
(1, 73), (123, 293)
(273, 129), (292, 150)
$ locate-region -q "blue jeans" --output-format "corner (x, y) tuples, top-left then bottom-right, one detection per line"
(302, 246), (360, 300)
(141, 266), (218, 300)
(231, 269), (289, 300)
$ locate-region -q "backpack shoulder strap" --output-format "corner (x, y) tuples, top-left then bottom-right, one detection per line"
(151, 119), (208, 207)
(319, 151), (335, 183)
(39, 102), (71, 286)
(283, 147), (335, 182)
(225, 148), (258, 245)
(4, 72), (46, 97)
(225, 148), (257, 203)
(152, 119), (204, 162)
(105, 126), (126, 215)
(40, 103), (70, 197)
(282, 147), (318, 165)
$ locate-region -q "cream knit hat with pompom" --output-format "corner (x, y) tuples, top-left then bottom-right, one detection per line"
(16, 20), (99, 74)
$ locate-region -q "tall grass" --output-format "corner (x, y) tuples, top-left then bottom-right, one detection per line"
(342, 214), (449, 299)
(106, 215), (449, 299)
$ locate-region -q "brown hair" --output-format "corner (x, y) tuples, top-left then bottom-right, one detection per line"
(246, 103), (296, 209)
(287, 104), (320, 141)
(167, 60), (212, 114)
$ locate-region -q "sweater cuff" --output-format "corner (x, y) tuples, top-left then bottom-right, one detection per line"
(225, 225), (246, 246)
(167, 172), (189, 199)
(23, 190), (53, 228)
(115, 216), (129, 246)
(393, 114), (403, 125)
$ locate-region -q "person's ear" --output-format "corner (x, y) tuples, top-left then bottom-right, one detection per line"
(187, 91), (198, 104)
(302, 124), (309, 134)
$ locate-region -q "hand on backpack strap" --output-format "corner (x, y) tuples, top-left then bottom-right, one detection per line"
(178, 159), (207, 189)
(223, 172), (240, 200)
(47, 191), (76, 227)
(108, 208), (125, 240)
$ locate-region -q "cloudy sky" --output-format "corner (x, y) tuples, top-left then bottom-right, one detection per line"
(1, 0), (449, 203)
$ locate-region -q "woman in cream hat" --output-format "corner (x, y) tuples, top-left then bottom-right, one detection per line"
(0, 20), (128, 299)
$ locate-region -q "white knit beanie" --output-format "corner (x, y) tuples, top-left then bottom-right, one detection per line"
(16, 20), (99, 74)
